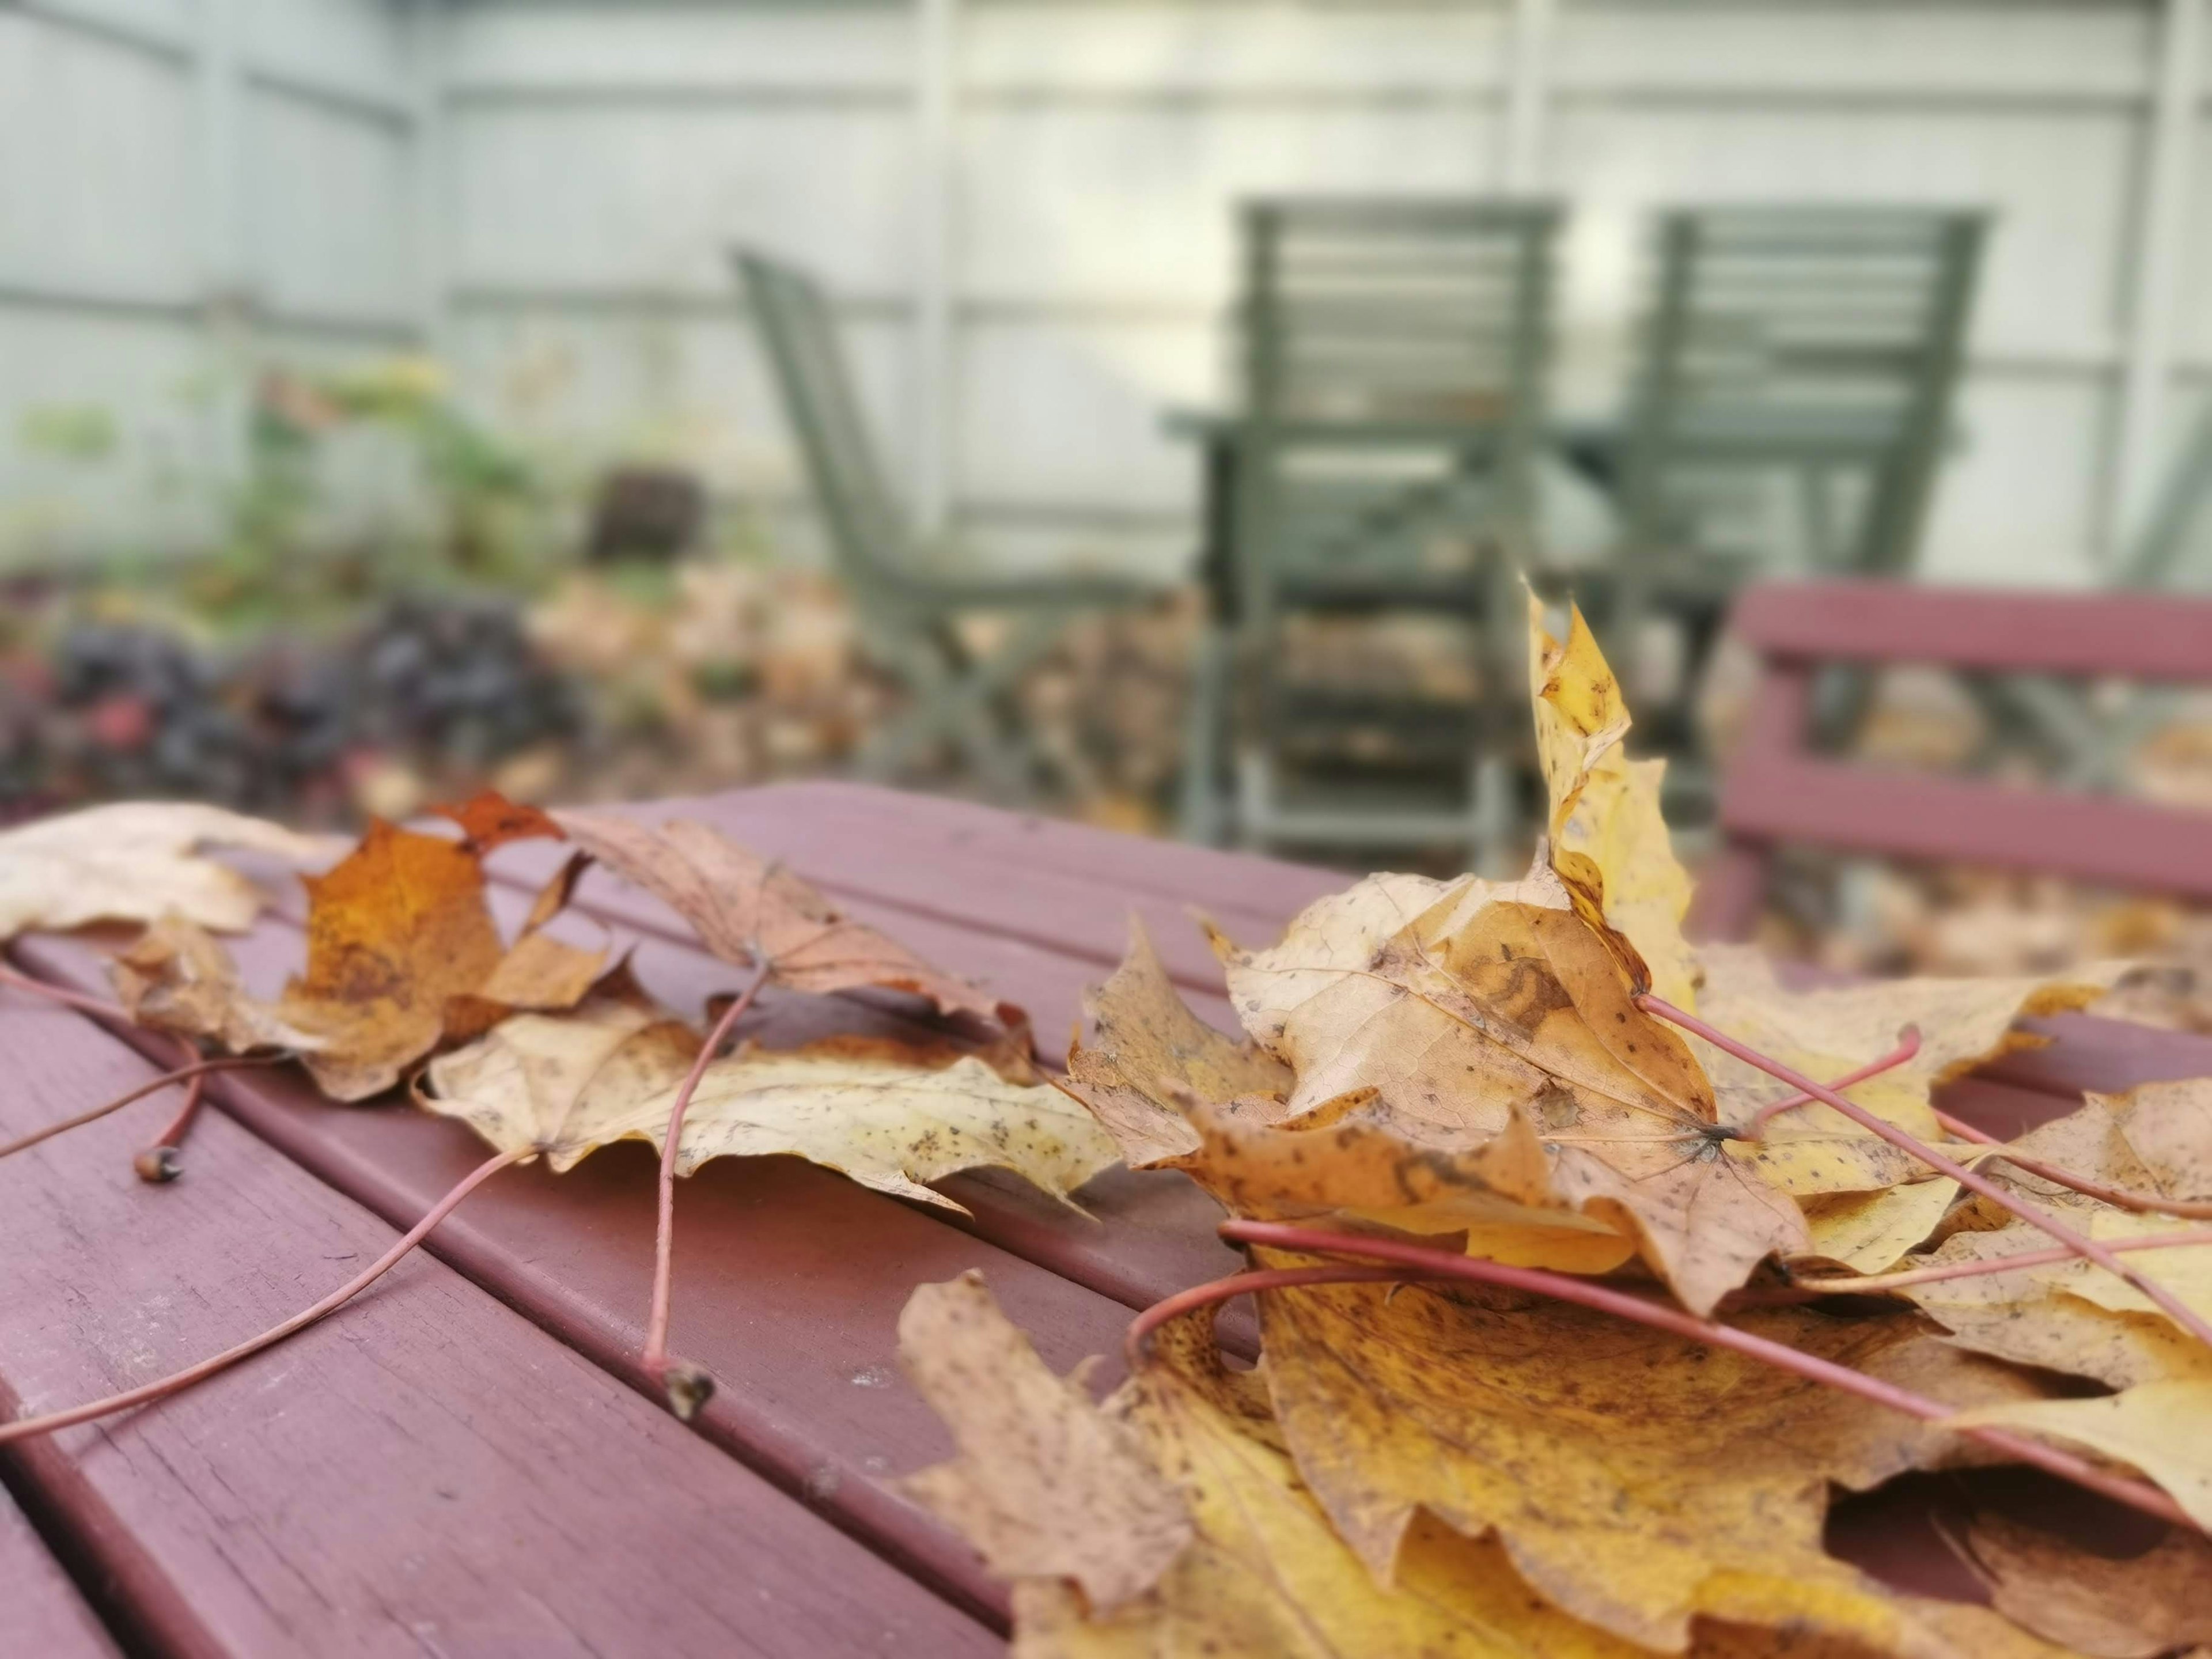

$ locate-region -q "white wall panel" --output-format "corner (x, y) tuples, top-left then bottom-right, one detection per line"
(246, 91), (414, 322)
(0, 310), (221, 561)
(964, 2), (1514, 93)
(244, 0), (410, 97)
(1550, 2), (2153, 98)
(449, 104), (921, 294)
(953, 315), (1213, 520)
(445, 1), (914, 92)
(1917, 376), (2113, 586)
(446, 304), (919, 500)
(0, 14), (196, 297)
(1544, 105), (2138, 358)
(957, 103), (1506, 307)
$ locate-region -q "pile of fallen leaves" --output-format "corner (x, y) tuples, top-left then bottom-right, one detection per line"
(894, 599), (2212, 1659)
(2, 594), (2210, 1657)
(0, 785), (1113, 1423)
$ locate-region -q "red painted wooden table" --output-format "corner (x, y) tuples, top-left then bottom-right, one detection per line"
(0, 781), (2197, 1657)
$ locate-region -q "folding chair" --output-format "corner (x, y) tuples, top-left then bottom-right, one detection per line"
(1596, 207), (1987, 773)
(1197, 196), (1562, 869)
(737, 249), (1162, 801)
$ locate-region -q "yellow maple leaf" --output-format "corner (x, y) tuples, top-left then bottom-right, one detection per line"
(900, 1274), (2039, 1659)
(1527, 592), (1699, 1010)
(418, 975), (1116, 1209)
(1248, 1246), (2050, 1652)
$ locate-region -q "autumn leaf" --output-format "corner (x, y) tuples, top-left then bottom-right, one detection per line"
(1528, 592), (1700, 1009)
(431, 789), (563, 853)
(1953, 1513), (2212, 1659)
(1057, 919), (1290, 1169)
(1215, 877), (1804, 1312)
(1059, 923), (1639, 1272)
(0, 801), (327, 942)
(1185, 1103), (1641, 1273)
(1248, 1247), (2049, 1651)
(552, 808), (1009, 1023)
(1901, 1089), (2212, 1385)
(111, 913), (326, 1056)
(112, 812), (601, 1102)
(900, 1275), (2029, 1659)
(1691, 944), (2122, 1142)
(1948, 1378), (2212, 1532)
(1797, 1177), (1965, 1274)
(418, 977), (1116, 1209)
(895, 1272), (1191, 1612)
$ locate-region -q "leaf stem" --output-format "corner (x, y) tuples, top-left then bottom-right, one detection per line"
(1637, 994), (2212, 1353)
(639, 956), (775, 1419)
(1214, 1219), (2198, 1534)
(0, 1056), (279, 1162)
(0, 962), (128, 1022)
(1124, 1265), (1417, 1372)
(1929, 1103), (2212, 1221)
(1791, 1227), (2212, 1295)
(1748, 1027), (1921, 1135)
(0, 1146), (527, 1446)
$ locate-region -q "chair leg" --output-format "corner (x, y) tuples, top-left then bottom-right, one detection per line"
(1177, 623), (1231, 846)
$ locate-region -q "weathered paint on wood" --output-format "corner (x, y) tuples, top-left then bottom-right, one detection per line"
(0, 992), (993, 1658)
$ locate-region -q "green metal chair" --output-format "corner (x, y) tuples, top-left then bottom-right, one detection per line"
(1593, 205), (1988, 772)
(737, 248), (1162, 801)
(1188, 196), (1562, 868)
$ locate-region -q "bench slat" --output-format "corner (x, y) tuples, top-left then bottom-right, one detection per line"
(0, 1483), (118, 1657)
(17, 922), (1168, 1631)
(1733, 580), (2212, 682)
(0, 995), (994, 1658)
(1719, 754), (2212, 902)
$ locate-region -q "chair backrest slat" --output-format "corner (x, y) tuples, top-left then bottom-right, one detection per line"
(1623, 206), (1987, 577)
(1696, 579), (2212, 938)
(735, 249), (918, 594)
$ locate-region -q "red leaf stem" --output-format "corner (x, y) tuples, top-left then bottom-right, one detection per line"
(1638, 995), (2212, 1352)
(0, 1146), (527, 1446)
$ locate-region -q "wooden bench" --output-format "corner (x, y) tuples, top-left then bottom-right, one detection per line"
(1695, 578), (2212, 941)
(1, 780), (2205, 1654)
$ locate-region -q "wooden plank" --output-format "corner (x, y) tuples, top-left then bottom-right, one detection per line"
(0, 993), (995, 1658)
(732, 781), (1349, 917)
(1732, 580), (2212, 683)
(17, 922), (1183, 1629)
(0, 1482), (118, 1658)
(1718, 754), (2212, 902)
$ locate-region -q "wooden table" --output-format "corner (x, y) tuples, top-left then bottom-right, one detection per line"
(0, 781), (2199, 1657)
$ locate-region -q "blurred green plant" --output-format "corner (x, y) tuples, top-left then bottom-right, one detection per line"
(180, 354), (552, 635)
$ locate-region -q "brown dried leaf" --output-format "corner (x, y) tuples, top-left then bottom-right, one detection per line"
(115, 809), (597, 1102)
(1058, 919), (1290, 1168)
(1949, 1380), (2212, 1533)
(431, 789), (565, 853)
(1956, 1514), (2212, 1659)
(418, 980), (1115, 1208)
(1691, 944), (2121, 1143)
(906, 1279), (2022, 1659)
(896, 1272), (1190, 1613)
(552, 809), (1007, 1022)
(277, 820), (513, 1100)
(1250, 1248), (2051, 1652)
(112, 914), (326, 1055)
(0, 801), (327, 942)
(1528, 593), (1699, 1009)
(1214, 874), (1806, 1312)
